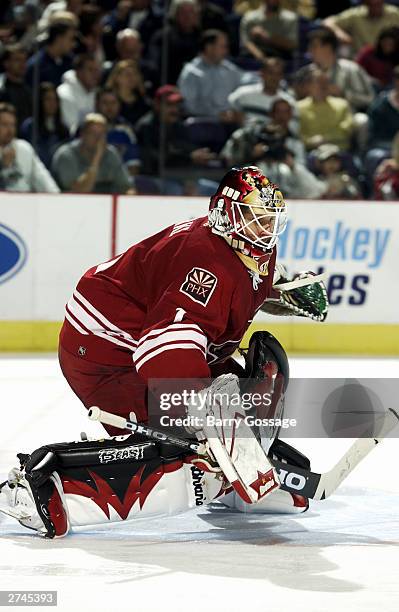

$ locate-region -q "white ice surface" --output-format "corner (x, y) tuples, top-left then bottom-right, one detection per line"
(0, 355), (398, 612)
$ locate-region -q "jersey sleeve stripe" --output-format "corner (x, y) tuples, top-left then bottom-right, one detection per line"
(65, 307), (89, 335)
(134, 329), (207, 365)
(138, 322), (205, 346)
(95, 330), (138, 351)
(67, 298), (138, 351)
(134, 342), (206, 372)
(74, 289), (138, 344)
(70, 295), (138, 348)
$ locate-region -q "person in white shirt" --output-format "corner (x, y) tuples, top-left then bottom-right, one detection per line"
(57, 53), (101, 134)
(228, 56), (298, 128)
(295, 27), (374, 112)
(0, 102), (59, 193)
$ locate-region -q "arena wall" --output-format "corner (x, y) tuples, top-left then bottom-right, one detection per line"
(1, 193), (398, 354)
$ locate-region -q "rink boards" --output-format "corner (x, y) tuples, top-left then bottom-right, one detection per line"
(0, 193), (398, 354)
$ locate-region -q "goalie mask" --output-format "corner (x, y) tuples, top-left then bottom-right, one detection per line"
(208, 166), (287, 269)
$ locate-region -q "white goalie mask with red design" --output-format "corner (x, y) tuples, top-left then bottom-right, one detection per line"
(208, 166), (287, 264)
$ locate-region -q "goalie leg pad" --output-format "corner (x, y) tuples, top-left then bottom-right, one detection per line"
(0, 462), (69, 538)
(1, 436), (223, 538)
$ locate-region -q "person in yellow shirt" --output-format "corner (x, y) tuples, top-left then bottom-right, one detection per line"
(297, 68), (354, 151)
(324, 0), (399, 56)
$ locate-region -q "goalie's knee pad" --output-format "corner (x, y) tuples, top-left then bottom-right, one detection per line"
(241, 331), (289, 451)
(0, 435), (223, 538)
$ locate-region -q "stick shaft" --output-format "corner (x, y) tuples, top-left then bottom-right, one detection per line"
(273, 273), (326, 292)
(88, 406), (203, 454)
(274, 408), (399, 500)
(88, 407), (398, 501)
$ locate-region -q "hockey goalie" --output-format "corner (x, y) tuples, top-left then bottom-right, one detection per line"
(0, 166), (329, 538)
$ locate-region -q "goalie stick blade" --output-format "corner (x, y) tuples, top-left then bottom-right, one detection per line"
(270, 458), (322, 500)
(271, 408), (399, 501)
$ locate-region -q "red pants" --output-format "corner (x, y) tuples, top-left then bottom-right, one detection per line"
(58, 345), (148, 436)
(59, 340), (245, 437)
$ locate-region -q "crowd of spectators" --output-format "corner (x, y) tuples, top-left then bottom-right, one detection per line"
(1, 0), (399, 199)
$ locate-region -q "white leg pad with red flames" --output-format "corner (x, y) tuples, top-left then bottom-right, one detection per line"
(63, 463), (222, 529)
(0, 436), (223, 538)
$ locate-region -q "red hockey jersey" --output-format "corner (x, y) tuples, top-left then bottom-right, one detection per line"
(59, 217), (277, 382)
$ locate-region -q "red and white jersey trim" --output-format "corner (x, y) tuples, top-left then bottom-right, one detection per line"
(134, 322), (207, 371)
(65, 290), (138, 352)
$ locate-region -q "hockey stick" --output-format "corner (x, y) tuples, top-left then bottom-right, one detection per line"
(88, 406), (206, 455)
(88, 406), (399, 501)
(273, 408), (399, 500)
(272, 272), (326, 292)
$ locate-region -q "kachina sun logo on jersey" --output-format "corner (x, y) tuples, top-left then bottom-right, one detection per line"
(0, 223), (28, 285)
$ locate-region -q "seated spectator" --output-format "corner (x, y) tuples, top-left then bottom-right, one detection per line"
(356, 26), (399, 90)
(103, 28), (158, 92)
(20, 82), (69, 169)
(295, 27), (374, 112)
(268, 97), (304, 161)
(199, 0), (229, 32)
(76, 5), (105, 66)
(235, 0), (316, 19)
(96, 88), (132, 131)
(228, 57), (297, 126)
(313, 143), (362, 199)
(114, 28), (143, 63)
(135, 85), (217, 193)
(297, 68), (354, 151)
(106, 60), (150, 127)
(102, 0), (163, 58)
(368, 64), (399, 147)
(0, 102), (59, 193)
(52, 112), (132, 193)
(148, 0), (202, 84)
(177, 29), (244, 122)
(374, 131), (399, 199)
(221, 97), (304, 165)
(96, 88), (140, 175)
(324, 0), (399, 57)
(0, 1), (39, 52)
(38, 1), (83, 35)
(57, 54), (101, 134)
(0, 44), (32, 128)
(366, 67), (399, 176)
(240, 0), (298, 62)
(26, 21), (77, 87)
(220, 109), (322, 198)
